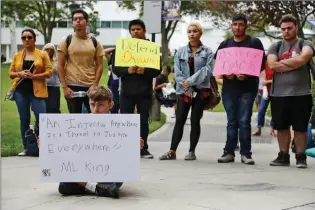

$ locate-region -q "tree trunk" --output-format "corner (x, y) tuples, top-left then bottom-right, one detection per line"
(161, 20), (169, 66)
(9, 17), (17, 61)
(150, 95), (161, 121)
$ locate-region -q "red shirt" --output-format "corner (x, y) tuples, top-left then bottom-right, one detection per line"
(265, 64), (274, 94)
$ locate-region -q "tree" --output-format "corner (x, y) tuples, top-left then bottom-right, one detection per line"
(198, 1), (315, 39)
(245, 1), (315, 39)
(117, 1), (221, 66)
(1, 0), (96, 44)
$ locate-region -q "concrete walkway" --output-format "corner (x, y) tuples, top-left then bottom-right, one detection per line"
(2, 108), (315, 210)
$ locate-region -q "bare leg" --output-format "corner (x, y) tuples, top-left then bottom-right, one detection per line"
(277, 130), (291, 152)
(293, 131), (307, 153)
(252, 128), (261, 136)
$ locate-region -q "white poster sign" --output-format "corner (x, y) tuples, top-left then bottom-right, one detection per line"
(39, 114), (140, 182)
(143, 1), (162, 34)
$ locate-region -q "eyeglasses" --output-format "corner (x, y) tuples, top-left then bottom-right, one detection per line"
(73, 16), (85, 21)
(21, 36), (34, 41)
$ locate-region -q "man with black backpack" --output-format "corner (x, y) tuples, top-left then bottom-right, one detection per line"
(57, 9), (104, 113)
(267, 15), (315, 168)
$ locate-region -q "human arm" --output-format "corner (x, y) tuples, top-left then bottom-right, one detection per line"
(186, 48), (214, 87)
(57, 39), (72, 98)
(31, 51), (52, 80)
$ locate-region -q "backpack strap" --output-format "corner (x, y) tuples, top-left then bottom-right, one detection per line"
(66, 34), (72, 49)
(91, 36), (97, 49)
(66, 34), (97, 49)
(276, 40), (282, 55)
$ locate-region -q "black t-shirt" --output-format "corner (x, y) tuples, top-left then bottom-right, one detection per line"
(214, 35), (266, 94)
(155, 74), (168, 96)
(15, 60), (34, 94)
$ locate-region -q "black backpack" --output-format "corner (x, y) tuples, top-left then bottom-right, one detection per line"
(276, 39), (315, 80)
(66, 34), (97, 49)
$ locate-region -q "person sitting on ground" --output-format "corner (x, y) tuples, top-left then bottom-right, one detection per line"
(38, 86), (144, 198)
(153, 65), (177, 108)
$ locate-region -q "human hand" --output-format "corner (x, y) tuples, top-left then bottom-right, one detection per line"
(140, 137), (144, 149)
(136, 67), (145, 74)
(128, 66), (137, 74)
(185, 91), (192, 98)
(24, 71), (33, 79)
(182, 80), (189, 89)
(236, 74), (246, 81)
(224, 74), (234, 80)
(63, 87), (73, 98)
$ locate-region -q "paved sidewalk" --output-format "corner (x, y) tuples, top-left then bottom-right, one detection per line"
(2, 108), (315, 210)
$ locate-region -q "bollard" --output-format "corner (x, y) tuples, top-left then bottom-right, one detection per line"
(150, 95), (161, 121)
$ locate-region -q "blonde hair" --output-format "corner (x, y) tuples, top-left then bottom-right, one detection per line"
(87, 86), (113, 102)
(187, 22), (203, 34)
(42, 43), (57, 69)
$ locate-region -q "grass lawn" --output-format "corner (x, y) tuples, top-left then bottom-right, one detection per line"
(1, 61), (166, 157)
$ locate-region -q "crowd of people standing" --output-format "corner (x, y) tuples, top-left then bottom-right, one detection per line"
(7, 9), (315, 198)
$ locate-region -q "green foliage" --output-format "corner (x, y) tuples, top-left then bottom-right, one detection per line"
(1, 0), (96, 43)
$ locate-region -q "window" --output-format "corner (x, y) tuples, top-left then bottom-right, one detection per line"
(16, 21), (25, 28)
(111, 21), (122, 28)
(58, 21), (67, 28)
(123, 21), (129, 29)
(101, 21), (111, 28)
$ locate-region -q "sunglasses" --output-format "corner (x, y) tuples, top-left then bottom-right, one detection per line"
(21, 36), (34, 41)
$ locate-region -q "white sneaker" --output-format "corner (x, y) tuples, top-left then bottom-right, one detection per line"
(18, 151), (26, 156)
(241, 155), (255, 165)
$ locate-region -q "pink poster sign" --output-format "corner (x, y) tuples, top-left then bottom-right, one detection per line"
(213, 47), (264, 77)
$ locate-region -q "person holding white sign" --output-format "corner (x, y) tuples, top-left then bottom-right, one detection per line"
(214, 14), (265, 165)
(55, 86), (144, 198)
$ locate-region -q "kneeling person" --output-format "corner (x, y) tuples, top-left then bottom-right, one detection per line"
(58, 86), (144, 198)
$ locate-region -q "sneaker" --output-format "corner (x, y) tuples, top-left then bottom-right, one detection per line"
(218, 152), (235, 163)
(95, 183), (119, 199)
(58, 182), (86, 196)
(269, 152), (290, 166)
(296, 153), (307, 169)
(141, 149), (154, 159)
(184, 152), (196, 160)
(159, 151), (176, 160)
(18, 150), (27, 156)
(241, 155), (255, 165)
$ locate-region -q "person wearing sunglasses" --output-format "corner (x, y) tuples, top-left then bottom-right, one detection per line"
(42, 43), (61, 113)
(8, 29), (52, 156)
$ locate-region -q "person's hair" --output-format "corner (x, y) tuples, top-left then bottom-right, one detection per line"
(187, 22), (203, 34)
(71, 9), (89, 21)
(87, 86), (112, 102)
(232, 14), (248, 25)
(21, 29), (36, 41)
(279, 14), (297, 26)
(163, 65), (172, 74)
(42, 43), (57, 68)
(129, 19), (146, 31)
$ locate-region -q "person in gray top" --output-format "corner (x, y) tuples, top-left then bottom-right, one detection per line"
(267, 15), (315, 169)
(42, 43), (61, 113)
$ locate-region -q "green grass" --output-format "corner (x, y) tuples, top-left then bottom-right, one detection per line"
(1, 61), (165, 157)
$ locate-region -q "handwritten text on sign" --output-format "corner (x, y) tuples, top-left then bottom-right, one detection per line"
(115, 38), (160, 70)
(39, 114), (140, 182)
(213, 47), (264, 77)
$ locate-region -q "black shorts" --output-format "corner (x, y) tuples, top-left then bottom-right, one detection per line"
(270, 95), (313, 132)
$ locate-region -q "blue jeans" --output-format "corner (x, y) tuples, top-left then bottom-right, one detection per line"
(222, 90), (256, 156)
(257, 98), (273, 128)
(15, 91), (46, 149)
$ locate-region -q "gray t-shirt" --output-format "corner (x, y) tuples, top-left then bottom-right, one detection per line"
(268, 39), (315, 97)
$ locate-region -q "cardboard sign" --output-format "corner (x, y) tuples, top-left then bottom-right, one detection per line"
(39, 114), (140, 182)
(115, 38), (160, 70)
(213, 47), (264, 77)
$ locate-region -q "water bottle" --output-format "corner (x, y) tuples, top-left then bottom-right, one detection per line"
(71, 91), (87, 98)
